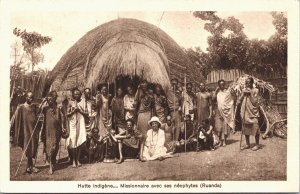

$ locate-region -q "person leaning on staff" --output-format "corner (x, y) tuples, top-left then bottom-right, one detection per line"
(10, 91), (41, 174)
(239, 77), (262, 151)
(166, 78), (182, 142)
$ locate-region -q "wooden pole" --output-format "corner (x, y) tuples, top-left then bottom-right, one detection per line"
(240, 96), (248, 150)
(173, 86), (176, 143)
(184, 73), (187, 153)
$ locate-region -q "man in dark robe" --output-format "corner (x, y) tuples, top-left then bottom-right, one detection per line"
(41, 91), (66, 174)
(113, 119), (144, 164)
(10, 91), (40, 174)
(166, 78), (182, 142)
(111, 88), (126, 132)
(154, 84), (169, 123)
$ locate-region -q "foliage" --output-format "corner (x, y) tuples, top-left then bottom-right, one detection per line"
(267, 12), (287, 74)
(185, 47), (210, 79)
(193, 11), (249, 71)
(13, 28), (52, 71)
(191, 11), (287, 77)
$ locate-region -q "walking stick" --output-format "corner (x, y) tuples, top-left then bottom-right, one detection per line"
(184, 75), (187, 153)
(240, 95), (248, 150)
(14, 102), (46, 177)
(33, 113), (44, 167)
(103, 83), (110, 162)
(75, 100), (79, 165)
(184, 117), (187, 153)
(173, 86), (176, 143)
(58, 140), (61, 161)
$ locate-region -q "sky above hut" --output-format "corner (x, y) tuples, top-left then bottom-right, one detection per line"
(10, 11), (275, 71)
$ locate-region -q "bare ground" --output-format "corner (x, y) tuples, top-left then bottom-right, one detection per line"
(10, 132), (287, 181)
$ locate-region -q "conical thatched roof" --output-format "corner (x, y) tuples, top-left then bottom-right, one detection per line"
(49, 18), (194, 91)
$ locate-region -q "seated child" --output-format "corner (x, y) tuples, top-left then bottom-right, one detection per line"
(197, 119), (215, 151)
(176, 115), (198, 152)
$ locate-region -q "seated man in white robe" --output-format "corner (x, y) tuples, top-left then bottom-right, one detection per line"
(142, 116), (173, 161)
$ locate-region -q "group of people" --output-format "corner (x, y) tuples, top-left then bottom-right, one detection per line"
(10, 76), (262, 175)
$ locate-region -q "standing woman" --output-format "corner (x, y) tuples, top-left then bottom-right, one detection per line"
(96, 85), (112, 139)
(66, 88), (87, 167)
(135, 80), (154, 137)
(154, 84), (169, 123)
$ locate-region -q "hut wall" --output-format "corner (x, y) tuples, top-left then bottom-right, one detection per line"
(269, 77), (287, 118)
(206, 69), (244, 84)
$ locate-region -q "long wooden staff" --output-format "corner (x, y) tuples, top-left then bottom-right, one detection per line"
(184, 74), (187, 153)
(33, 113), (44, 167)
(105, 83), (110, 160)
(173, 87), (175, 142)
(74, 100), (79, 164)
(114, 79), (117, 131)
(240, 95), (248, 150)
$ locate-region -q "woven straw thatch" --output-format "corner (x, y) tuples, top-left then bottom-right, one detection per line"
(49, 18), (194, 91)
(229, 74), (275, 99)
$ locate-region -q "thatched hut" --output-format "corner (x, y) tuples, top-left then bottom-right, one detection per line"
(48, 18), (195, 93)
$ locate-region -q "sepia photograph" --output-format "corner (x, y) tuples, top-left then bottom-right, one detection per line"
(0, 0), (299, 193)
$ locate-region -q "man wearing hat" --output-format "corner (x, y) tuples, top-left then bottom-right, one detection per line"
(141, 116), (169, 161)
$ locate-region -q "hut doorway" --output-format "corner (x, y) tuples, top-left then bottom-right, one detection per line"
(92, 75), (166, 97)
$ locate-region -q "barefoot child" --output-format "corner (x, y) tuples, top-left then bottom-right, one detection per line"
(42, 91), (66, 174)
(198, 119), (215, 151)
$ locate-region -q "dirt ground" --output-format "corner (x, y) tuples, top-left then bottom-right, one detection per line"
(10, 132), (287, 181)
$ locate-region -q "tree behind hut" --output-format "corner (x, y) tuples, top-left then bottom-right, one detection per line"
(191, 11), (287, 78)
(13, 28), (52, 72)
(267, 12), (287, 76)
(192, 11), (248, 71)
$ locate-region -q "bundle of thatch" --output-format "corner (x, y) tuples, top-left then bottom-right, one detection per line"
(231, 74), (287, 139)
(49, 18), (194, 91)
(229, 74), (275, 99)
